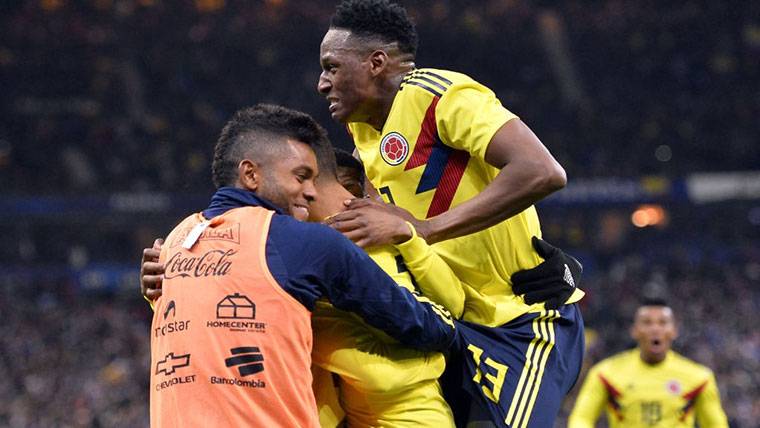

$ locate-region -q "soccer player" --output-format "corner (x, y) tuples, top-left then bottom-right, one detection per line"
(142, 143), (468, 427)
(568, 299), (729, 428)
(148, 104), (454, 427)
(308, 146), (464, 426)
(140, 142), (561, 426)
(334, 147), (365, 198)
(317, 1), (584, 425)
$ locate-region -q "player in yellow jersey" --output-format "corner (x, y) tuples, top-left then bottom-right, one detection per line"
(317, 1), (584, 426)
(334, 148), (366, 198)
(140, 136), (567, 427)
(568, 299), (728, 428)
(306, 145), (463, 427)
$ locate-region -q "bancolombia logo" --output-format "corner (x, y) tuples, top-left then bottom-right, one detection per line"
(165, 249), (236, 279)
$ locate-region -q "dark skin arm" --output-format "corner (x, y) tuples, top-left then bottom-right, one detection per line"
(140, 238), (164, 301)
(326, 118), (566, 246)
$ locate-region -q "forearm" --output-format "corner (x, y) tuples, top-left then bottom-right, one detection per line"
(395, 223), (465, 317)
(323, 238), (455, 352)
(419, 160), (564, 244)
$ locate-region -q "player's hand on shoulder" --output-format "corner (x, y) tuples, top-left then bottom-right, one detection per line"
(324, 198), (414, 248)
(141, 238), (165, 300)
(511, 237), (582, 310)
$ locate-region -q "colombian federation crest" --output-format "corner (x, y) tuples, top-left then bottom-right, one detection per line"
(666, 380), (682, 395)
(379, 132), (409, 166)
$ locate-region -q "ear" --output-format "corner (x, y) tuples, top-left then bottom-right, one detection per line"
(238, 159), (261, 191)
(629, 325), (637, 342)
(368, 50), (389, 77)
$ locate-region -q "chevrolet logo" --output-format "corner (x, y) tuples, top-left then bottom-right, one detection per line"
(156, 352), (191, 376)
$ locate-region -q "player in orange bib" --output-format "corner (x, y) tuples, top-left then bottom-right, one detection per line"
(148, 104), (454, 428)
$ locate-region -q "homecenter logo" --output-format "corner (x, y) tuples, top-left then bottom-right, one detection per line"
(207, 293), (266, 333)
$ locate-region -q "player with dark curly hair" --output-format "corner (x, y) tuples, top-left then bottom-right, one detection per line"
(318, 1), (585, 426)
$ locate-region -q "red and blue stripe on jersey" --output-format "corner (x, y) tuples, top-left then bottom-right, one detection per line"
(402, 72), (470, 218)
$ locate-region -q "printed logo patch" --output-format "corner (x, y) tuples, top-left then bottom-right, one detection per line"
(666, 380), (682, 395)
(380, 132), (409, 166)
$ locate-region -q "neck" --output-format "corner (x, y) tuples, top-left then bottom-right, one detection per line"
(366, 64), (414, 131)
(639, 350), (667, 365)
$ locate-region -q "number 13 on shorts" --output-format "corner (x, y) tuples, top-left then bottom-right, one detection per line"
(468, 343), (509, 403)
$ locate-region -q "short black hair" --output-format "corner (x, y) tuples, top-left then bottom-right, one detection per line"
(334, 148), (363, 174)
(211, 104), (329, 188)
(331, 0), (418, 57)
(639, 297), (669, 308)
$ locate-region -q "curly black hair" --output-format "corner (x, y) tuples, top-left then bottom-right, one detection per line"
(211, 104), (329, 188)
(331, 0), (418, 57)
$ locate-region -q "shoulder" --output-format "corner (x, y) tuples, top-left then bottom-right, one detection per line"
(270, 214), (345, 242)
(399, 68), (476, 99)
(268, 214), (358, 256)
(164, 213), (203, 248)
(413, 68), (476, 86)
(670, 351), (714, 378)
(594, 348), (638, 373)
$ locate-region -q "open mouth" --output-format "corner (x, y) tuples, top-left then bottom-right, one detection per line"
(328, 98), (339, 112)
(292, 204), (309, 220)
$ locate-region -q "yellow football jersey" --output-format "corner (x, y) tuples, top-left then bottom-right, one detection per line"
(568, 349), (729, 428)
(348, 68), (583, 326)
(312, 245), (454, 427)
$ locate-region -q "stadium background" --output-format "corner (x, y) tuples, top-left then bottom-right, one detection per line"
(1, 0), (758, 426)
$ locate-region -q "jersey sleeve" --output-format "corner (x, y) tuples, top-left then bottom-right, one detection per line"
(312, 301), (443, 393)
(694, 371), (729, 428)
(394, 222), (465, 318)
(436, 80), (518, 161)
(270, 218), (455, 352)
(568, 365), (607, 428)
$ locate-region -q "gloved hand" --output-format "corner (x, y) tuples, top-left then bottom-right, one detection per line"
(511, 237), (583, 310)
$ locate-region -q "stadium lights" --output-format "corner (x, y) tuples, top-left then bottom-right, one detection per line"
(631, 204), (668, 228)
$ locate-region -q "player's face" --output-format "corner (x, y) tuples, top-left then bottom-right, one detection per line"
(631, 306), (678, 363)
(336, 165), (364, 198)
(318, 29), (374, 123)
(256, 140), (318, 222)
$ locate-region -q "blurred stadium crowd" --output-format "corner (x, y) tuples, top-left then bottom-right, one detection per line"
(2, 0), (759, 194)
(0, 0), (758, 427)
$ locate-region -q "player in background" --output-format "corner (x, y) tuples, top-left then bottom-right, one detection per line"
(317, 1), (584, 425)
(568, 299), (729, 428)
(148, 104), (455, 427)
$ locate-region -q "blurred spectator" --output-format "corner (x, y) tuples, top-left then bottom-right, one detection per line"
(1, 0), (758, 194)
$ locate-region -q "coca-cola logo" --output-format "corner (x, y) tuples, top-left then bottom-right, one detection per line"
(165, 249), (236, 279)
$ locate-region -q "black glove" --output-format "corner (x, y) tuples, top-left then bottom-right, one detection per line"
(511, 237), (582, 310)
